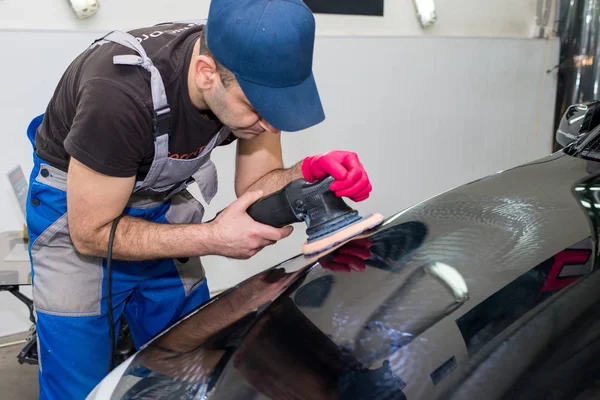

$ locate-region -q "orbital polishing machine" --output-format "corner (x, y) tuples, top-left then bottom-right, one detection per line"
(247, 176), (384, 256)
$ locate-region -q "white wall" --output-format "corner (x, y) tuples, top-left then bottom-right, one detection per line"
(201, 35), (560, 294)
(0, 0), (554, 38)
(0, 22), (560, 336)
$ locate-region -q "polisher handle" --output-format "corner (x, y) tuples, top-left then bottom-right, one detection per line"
(247, 176), (357, 236)
(246, 185), (302, 227)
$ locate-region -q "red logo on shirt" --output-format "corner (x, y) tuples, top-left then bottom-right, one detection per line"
(169, 145), (207, 159)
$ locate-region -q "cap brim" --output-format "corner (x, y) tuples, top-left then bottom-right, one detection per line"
(236, 72), (325, 132)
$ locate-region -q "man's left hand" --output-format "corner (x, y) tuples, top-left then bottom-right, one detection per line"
(301, 150), (372, 202)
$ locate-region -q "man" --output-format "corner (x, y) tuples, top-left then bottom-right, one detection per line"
(25, 0), (372, 398)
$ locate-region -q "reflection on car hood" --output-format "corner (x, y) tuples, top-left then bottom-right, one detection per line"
(91, 151), (600, 400)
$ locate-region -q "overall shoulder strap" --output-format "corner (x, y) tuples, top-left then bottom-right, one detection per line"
(99, 30), (171, 138)
(154, 19), (207, 26)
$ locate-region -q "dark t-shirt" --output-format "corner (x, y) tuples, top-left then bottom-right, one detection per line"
(35, 22), (236, 180)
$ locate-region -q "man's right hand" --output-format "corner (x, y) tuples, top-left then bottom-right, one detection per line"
(207, 190), (294, 259)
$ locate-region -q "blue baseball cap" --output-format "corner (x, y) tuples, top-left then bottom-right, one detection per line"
(205, 0), (325, 132)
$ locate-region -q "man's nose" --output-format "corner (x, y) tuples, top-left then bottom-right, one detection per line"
(258, 119), (281, 134)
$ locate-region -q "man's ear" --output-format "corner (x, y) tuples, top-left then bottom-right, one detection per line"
(193, 55), (218, 90)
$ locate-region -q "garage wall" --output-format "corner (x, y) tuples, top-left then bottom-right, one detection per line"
(0, 0), (555, 38)
(202, 35), (560, 294)
(0, 27), (560, 336)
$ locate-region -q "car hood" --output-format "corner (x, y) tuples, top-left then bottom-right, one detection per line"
(88, 151), (600, 400)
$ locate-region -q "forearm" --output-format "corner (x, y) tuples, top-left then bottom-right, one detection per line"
(73, 215), (215, 261)
(243, 161), (303, 196)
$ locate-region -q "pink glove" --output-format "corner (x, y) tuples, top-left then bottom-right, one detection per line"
(301, 150), (372, 202)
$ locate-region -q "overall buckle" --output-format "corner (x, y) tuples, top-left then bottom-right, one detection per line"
(152, 106), (171, 137)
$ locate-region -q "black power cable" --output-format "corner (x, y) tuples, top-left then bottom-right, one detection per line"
(107, 214), (125, 373)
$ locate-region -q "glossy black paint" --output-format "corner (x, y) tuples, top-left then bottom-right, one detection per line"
(101, 148), (600, 399)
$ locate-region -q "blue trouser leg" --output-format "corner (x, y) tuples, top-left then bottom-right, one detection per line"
(33, 287), (130, 400)
(31, 256), (209, 400)
(26, 123), (210, 399)
(123, 258), (210, 349)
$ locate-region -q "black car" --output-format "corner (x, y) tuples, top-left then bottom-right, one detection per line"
(88, 102), (600, 399)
